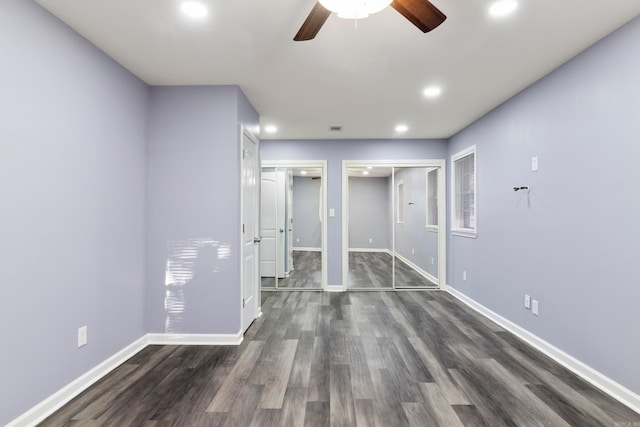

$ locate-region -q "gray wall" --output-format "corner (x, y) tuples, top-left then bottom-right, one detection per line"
(0, 0), (149, 423)
(292, 176), (322, 249)
(260, 139), (448, 285)
(394, 168), (439, 279)
(146, 86), (258, 335)
(447, 16), (640, 394)
(348, 177), (390, 250)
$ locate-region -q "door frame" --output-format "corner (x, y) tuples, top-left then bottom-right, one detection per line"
(341, 159), (447, 291)
(261, 160), (328, 291)
(240, 126), (261, 333)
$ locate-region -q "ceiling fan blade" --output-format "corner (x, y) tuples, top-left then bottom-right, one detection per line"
(294, 2), (331, 41)
(391, 0), (446, 33)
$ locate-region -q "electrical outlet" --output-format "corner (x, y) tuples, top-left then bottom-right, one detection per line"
(78, 326), (88, 348)
(431, 257), (434, 265)
(462, 270), (467, 281)
(411, 248), (415, 255)
(296, 238), (300, 243)
(532, 300), (539, 316)
(524, 294), (531, 309)
(369, 238), (373, 243)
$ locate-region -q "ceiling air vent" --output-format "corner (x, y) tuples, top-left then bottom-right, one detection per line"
(329, 126), (342, 132)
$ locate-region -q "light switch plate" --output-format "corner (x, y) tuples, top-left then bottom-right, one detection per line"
(531, 156), (539, 171)
(329, 208), (335, 217)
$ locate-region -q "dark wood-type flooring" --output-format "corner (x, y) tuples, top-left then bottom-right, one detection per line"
(262, 251), (322, 289)
(348, 252), (437, 289)
(40, 291), (640, 426)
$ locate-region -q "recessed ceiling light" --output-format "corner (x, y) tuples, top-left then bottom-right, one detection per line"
(367, 166), (373, 169)
(181, 1), (208, 19)
(489, 0), (518, 17)
(300, 170), (308, 175)
(264, 125), (278, 133)
(395, 124), (409, 133)
(423, 86), (442, 98)
(362, 170), (369, 175)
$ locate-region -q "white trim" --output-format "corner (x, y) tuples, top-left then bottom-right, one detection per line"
(396, 178), (405, 225)
(450, 144), (477, 238)
(446, 287), (640, 414)
(348, 248), (392, 254)
(326, 285), (345, 292)
(394, 252), (439, 286)
(6, 336), (149, 427)
(146, 332), (243, 346)
(425, 167), (439, 228)
(292, 247), (322, 252)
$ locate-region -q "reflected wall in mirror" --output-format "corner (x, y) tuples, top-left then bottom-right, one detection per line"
(347, 166), (393, 289)
(393, 167), (439, 288)
(260, 163), (325, 290)
(344, 161), (444, 290)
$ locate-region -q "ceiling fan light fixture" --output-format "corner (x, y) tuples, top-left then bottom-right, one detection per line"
(489, 0), (518, 17)
(423, 86), (442, 98)
(180, 1), (208, 19)
(319, 0), (393, 20)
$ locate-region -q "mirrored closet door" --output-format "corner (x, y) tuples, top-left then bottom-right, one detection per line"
(343, 161), (445, 290)
(260, 162), (327, 290)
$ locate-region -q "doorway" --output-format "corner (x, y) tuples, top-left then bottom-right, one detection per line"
(241, 128), (260, 332)
(342, 160), (446, 290)
(260, 160), (327, 290)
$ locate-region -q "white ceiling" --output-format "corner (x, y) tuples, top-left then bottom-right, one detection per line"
(35, 0), (640, 140)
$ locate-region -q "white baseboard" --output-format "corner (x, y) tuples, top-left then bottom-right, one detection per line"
(326, 285), (345, 292)
(7, 335), (149, 427)
(348, 248), (392, 254)
(292, 247), (321, 252)
(394, 252), (439, 286)
(446, 286), (640, 414)
(146, 332), (243, 346)
(8, 332), (245, 426)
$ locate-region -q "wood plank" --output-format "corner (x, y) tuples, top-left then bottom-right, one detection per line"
(330, 364), (357, 427)
(206, 340), (264, 412)
(257, 340), (299, 408)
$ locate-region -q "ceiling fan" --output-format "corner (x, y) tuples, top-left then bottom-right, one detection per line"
(294, 0), (446, 41)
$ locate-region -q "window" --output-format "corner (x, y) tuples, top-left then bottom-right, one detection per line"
(451, 145), (476, 237)
(396, 179), (404, 224)
(426, 168), (438, 229)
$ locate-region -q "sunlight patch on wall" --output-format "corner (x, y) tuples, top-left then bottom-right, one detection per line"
(164, 238), (231, 333)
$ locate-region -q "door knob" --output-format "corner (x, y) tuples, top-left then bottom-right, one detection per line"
(279, 229), (284, 233)
(254, 237), (262, 243)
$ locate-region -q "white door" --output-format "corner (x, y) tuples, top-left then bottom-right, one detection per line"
(287, 170), (294, 272)
(260, 170), (286, 278)
(241, 130), (259, 332)
(260, 172), (277, 277)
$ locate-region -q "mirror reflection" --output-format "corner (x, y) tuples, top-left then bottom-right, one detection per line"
(347, 166), (394, 289)
(393, 167), (439, 288)
(346, 164), (440, 289)
(260, 166), (323, 289)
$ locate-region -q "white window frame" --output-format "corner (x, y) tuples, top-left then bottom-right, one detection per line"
(425, 168), (438, 231)
(451, 145), (477, 238)
(396, 179), (405, 225)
